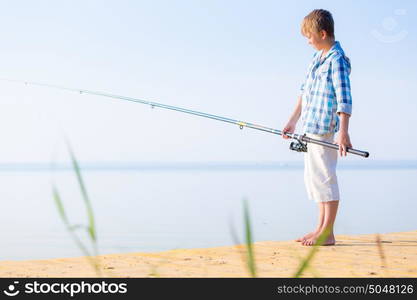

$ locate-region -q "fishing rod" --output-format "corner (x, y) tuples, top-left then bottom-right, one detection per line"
(0, 79), (369, 158)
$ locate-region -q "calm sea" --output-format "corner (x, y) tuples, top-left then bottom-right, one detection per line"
(1, 160), (416, 260)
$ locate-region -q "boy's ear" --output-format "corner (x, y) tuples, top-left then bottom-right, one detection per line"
(320, 30), (327, 40)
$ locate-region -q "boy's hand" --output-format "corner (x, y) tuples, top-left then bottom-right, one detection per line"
(333, 131), (352, 157)
(282, 120), (297, 139)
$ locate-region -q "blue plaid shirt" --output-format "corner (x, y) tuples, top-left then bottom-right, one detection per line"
(299, 41), (352, 135)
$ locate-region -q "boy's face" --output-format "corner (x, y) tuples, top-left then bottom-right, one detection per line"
(305, 30), (327, 51)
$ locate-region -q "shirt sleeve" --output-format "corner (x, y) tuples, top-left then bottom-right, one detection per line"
(331, 56), (352, 116)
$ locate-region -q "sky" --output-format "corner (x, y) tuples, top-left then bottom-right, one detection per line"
(0, 0), (415, 164)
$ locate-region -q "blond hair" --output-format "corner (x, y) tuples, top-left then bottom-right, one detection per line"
(301, 9), (334, 38)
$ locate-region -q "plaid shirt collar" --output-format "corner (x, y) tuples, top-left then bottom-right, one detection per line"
(317, 41), (343, 63)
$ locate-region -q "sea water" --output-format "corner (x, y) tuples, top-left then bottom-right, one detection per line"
(0, 161), (416, 260)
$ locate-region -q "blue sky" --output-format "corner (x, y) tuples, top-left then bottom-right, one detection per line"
(0, 0), (415, 164)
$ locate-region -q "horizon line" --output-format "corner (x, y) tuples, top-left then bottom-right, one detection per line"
(0, 160), (415, 171)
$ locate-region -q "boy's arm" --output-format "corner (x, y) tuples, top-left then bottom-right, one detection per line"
(282, 96), (302, 139)
(338, 112), (350, 134)
(332, 56), (353, 157)
(289, 95), (302, 122)
(335, 112), (352, 157)
(332, 56), (352, 116)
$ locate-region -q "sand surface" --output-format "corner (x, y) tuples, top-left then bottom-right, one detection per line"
(1, 230), (416, 277)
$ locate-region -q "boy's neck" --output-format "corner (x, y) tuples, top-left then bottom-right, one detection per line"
(320, 39), (336, 58)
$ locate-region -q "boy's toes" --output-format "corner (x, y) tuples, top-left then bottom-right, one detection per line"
(302, 238), (315, 246)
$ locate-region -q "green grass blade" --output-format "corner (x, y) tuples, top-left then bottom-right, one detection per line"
(69, 224), (88, 231)
(54, 186), (96, 266)
(229, 217), (242, 246)
(51, 136), (102, 276)
(243, 198), (257, 277)
(52, 184), (70, 226)
(228, 217), (248, 265)
(293, 227), (331, 278)
(64, 138), (97, 246)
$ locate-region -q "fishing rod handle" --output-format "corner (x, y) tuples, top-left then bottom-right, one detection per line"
(301, 135), (369, 158)
(346, 147), (369, 158)
(315, 140), (369, 158)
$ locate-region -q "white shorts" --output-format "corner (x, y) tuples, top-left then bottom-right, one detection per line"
(304, 132), (340, 203)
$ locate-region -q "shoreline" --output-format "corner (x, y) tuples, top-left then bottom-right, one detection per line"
(1, 230), (416, 277)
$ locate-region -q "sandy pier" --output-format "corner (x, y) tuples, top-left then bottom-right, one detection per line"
(1, 230), (416, 277)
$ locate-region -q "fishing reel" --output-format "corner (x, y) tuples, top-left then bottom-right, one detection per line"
(289, 136), (308, 153)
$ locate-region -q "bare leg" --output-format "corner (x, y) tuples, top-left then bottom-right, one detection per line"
(302, 200), (339, 246)
(295, 202), (325, 242)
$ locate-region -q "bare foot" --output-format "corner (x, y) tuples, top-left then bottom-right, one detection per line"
(301, 233), (336, 246)
(295, 231), (320, 242)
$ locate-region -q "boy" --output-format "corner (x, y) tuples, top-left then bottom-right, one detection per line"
(282, 9), (353, 246)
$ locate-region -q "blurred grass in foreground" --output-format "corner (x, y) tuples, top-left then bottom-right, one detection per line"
(52, 138), (101, 276)
(230, 198), (257, 277)
(293, 227), (331, 278)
